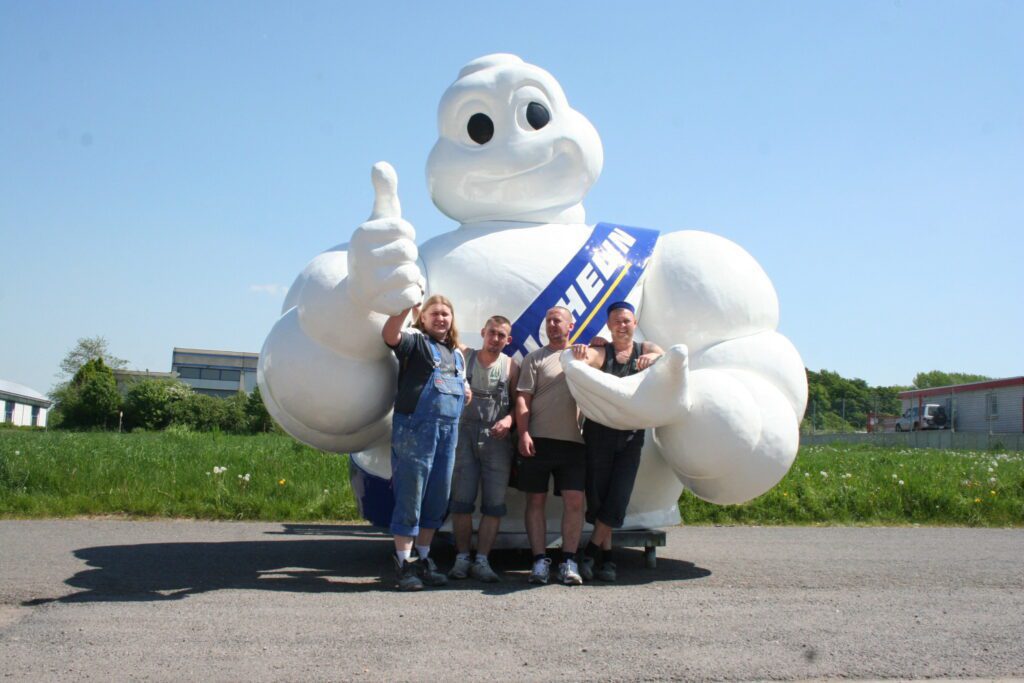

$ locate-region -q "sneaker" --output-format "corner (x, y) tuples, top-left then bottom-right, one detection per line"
(394, 556), (424, 592)
(595, 560), (617, 582)
(469, 556), (500, 583)
(579, 555), (595, 581)
(416, 556), (448, 587)
(448, 555), (472, 580)
(558, 558), (583, 586)
(528, 557), (552, 585)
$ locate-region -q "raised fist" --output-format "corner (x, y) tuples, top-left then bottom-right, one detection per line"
(347, 162), (424, 316)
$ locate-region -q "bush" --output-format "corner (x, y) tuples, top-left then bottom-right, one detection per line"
(123, 379), (192, 431)
(219, 392), (250, 433)
(170, 392), (226, 432)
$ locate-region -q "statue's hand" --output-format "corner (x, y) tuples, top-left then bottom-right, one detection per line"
(561, 344), (690, 430)
(347, 162), (424, 316)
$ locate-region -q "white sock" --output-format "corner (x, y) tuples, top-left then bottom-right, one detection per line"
(416, 545), (431, 560)
(396, 549), (411, 563)
(474, 553), (488, 563)
(457, 552), (471, 561)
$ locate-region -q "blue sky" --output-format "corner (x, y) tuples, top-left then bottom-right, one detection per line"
(2, 1), (1021, 395)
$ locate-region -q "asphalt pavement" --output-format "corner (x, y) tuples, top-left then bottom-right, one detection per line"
(1, 520), (1022, 681)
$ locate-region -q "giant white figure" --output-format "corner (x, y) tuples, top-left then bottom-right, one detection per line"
(258, 54), (807, 530)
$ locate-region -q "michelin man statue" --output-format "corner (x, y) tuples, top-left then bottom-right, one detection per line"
(258, 53), (807, 530)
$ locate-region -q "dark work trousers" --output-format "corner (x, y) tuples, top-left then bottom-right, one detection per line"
(582, 420), (644, 528)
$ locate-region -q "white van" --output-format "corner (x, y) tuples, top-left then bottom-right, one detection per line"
(895, 404), (949, 431)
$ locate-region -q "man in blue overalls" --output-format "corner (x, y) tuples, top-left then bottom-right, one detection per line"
(570, 301), (663, 581)
(382, 294), (470, 591)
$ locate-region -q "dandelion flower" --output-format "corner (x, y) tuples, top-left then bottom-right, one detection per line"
(990, 490), (996, 496)
(323, 489), (329, 494)
(898, 480), (905, 486)
(278, 479), (286, 486)
(974, 498), (981, 503)
(14, 450), (19, 456)
(782, 492), (788, 497)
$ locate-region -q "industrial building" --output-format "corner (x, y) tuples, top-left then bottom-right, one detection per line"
(112, 369), (179, 394)
(171, 347), (258, 398)
(0, 379), (52, 427)
(899, 376), (1024, 433)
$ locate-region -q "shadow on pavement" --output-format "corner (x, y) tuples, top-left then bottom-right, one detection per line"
(22, 524), (710, 604)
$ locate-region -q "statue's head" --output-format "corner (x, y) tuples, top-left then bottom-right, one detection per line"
(427, 54), (604, 225)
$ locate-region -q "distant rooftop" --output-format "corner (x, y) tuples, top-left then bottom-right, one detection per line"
(0, 379), (52, 406)
(899, 376), (1024, 399)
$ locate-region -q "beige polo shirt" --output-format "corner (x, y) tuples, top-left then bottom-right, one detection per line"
(516, 346), (583, 444)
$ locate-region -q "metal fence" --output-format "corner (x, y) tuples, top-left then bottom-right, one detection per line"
(801, 431), (1024, 451)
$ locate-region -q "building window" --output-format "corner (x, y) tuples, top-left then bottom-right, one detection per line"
(220, 369), (241, 382)
(31, 406), (40, 426)
(178, 367), (201, 379)
(987, 393), (998, 418)
(200, 368), (220, 380)
(4, 402), (14, 423)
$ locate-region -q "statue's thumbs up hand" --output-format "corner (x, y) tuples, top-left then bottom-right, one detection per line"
(348, 162), (424, 315)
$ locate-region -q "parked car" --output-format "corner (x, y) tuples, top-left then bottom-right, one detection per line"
(895, 404), (948, 431)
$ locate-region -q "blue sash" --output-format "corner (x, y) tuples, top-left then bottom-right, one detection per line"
(505, 223), (659, 359)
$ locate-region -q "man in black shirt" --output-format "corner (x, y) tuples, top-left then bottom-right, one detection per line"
(570, 301), (663, 581)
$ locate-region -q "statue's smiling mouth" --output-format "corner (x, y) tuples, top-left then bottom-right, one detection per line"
(469, 149), (560, 184)
(467, 141), (579, 188)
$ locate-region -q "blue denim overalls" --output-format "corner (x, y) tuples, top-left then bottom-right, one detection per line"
(389, 337), (466, 537)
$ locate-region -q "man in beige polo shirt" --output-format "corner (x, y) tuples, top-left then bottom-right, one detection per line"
(515, 306), (585, 586)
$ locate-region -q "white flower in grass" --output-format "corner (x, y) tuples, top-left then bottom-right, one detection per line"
(819, 471), (828, 478)
(988, 467), (994, 473)
(892, 474), (898, 479)
(212, 466), (227, 475)
(989, 477), (997, 484)
(804, 472), (810, 478)
(323, 489), (329, 494)
(244, 473), (251, 482)
(14, 450), (19, 456)
(898, 480), (905, 486)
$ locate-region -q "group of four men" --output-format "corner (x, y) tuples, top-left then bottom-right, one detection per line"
(444, 301), (663, 587)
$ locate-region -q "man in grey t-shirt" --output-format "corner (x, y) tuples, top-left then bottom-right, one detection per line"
(516, 306), (585, 586)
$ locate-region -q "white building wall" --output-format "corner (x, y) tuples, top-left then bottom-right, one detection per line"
(953, 393), (988, 432)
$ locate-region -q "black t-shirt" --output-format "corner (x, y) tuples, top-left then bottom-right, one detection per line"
(388, 331), (459, 415)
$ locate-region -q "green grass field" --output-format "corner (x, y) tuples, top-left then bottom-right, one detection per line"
(1, 431), (1021, 525)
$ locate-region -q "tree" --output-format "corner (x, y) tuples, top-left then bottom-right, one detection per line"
(59, 336), (128, 379)
(912, 370), (992, 389)
(56, 358), (122, 429)
(246, 386), (278, 433)
(802, 368), (904, 433)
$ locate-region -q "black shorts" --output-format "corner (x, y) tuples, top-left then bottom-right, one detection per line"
(583, 421), (644, 528)
(516, 437), (586, 494)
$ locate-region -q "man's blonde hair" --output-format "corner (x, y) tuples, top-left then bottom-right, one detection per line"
(413, 294), (460, 348)
(485, 315), (512, 330)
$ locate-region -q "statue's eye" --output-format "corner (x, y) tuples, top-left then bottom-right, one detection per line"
(467, 113), (494, 144)
(526, 102), (550, 130)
